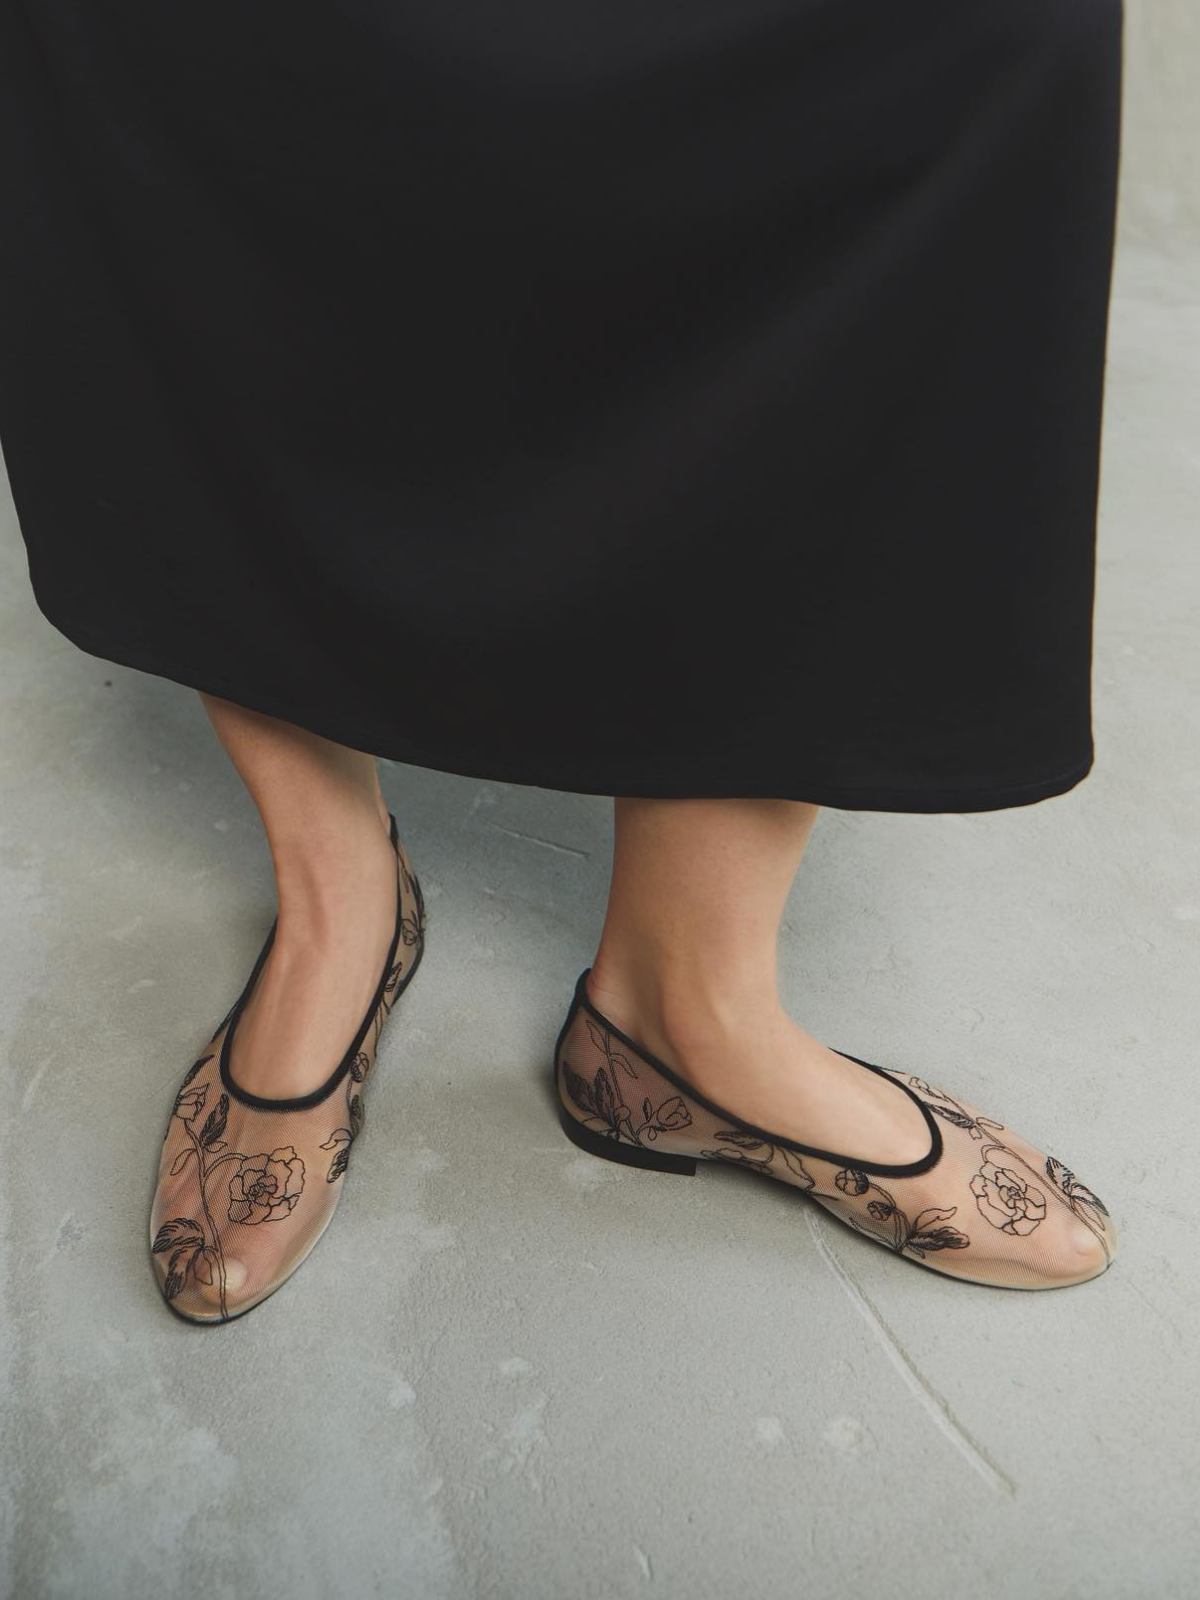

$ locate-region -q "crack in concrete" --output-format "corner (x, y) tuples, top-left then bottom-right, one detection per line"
(805, 1209), (1018, 1498)
(483, 821), (590, 859)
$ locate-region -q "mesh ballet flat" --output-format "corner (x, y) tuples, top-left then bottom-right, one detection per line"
(149, 814), (427, 1325)
(553, 969), (1116, 1290)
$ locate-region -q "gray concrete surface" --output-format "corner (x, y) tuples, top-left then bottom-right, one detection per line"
(2, 6), (1199, 1596)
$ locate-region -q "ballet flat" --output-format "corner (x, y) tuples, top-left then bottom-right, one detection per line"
(553, 969), (1116, 1290)
(149, 814), (427, 1324)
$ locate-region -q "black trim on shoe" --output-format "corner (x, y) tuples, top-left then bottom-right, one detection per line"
(565, 967), (945, 1180)
(217, 812), (410, 1112)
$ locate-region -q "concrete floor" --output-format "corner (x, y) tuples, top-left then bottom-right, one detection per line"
(3, 61), (1200, 1600)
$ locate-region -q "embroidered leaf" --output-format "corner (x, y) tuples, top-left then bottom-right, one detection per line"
(1045, 1156), (1074, 1191)
(927, 1104), (975, 1129)
(778, 1147), (815, 1186)
(868, 1200), (895, 1221)
(169, 1149), (195, 1178)
(198, 1093), (229, 1149)
(349, 1094), (364, 1138)
(593, 1067), (617, 1123)
(193, 1249), (216, 1287)
(320, 1129), (352, 1151)
(564, 1063), (595, 1116)
(163, 1270), (186, 1301)
(180, 1055), (213, 1089)
(643, 1097), (653, 1121)
(717, 1130), (767, 1151)
(908, 1224), (970, 1253)
(585, 1020), (609, 1055)
(1046, 1154), (1109, 1216)
(608, 1050), (638, 1080)
(152, 1217), (204, 1253)
(327, 1147), (350, 1182)
(1067, 1182), (1109, 1217)
(349, 1051), (370, 1083)
(702, 1147), (772, 1169)
(206, 1141), (226, 1153)
(911, 1206), (957, 1231)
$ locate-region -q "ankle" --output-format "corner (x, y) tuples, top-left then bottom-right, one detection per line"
(271, 814), (398, 928)
(586, 951), (782, 1062)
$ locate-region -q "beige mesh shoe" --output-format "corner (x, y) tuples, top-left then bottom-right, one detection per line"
(149, 814), (427, 1325)
(553, 969), (1116, 1290)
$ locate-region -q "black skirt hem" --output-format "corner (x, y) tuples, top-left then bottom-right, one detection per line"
(34, 600), (1094, 815)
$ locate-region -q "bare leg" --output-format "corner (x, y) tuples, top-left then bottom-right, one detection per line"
(586, 797), (930, 1164)
(198, 694), (399, 1100)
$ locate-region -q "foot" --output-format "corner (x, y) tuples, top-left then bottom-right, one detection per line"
(151, 802), (424, 1322)
(229, 802), (399, 1100)
(583, 964), (933, 1167)
(560, 969), (1115, 1288)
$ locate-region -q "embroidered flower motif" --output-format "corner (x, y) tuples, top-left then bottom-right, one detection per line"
(970, 1161), (1047, 1236)
(835, 1168), (870, 1196)
(228, 1147), (306, 1225)
(174, 1083), (209, 1120)
(563, 1026), (692, 1149)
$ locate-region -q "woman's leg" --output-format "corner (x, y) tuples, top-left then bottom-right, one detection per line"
(198, 694), (399, 1098)
(586, 797), (930, 1164)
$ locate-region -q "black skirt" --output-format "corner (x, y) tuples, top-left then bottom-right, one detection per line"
(0, 0), (1123, 811)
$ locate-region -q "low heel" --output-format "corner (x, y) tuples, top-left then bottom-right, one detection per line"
(556, 1102), (697, 1175)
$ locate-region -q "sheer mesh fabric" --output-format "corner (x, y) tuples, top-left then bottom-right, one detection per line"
(150, 818), (426, 1323)
(554, 971), (1116, 1290)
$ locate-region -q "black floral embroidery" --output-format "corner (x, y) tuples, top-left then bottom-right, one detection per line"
(835, 1168), (870, 1196)
(969, 1160), (1047, 1236)
(163, 1055), (214, 1142)
(1045, 1156), (1110, 1223)
(155, 1070), (249, 1319)
(961, 1132), (1111, 1262)
(826, 1170), (970, 1258)
(397, 854), (424, 949)
(321, 1092), (364, 1182)
(560, 1008), (1117, 1278)
(699, 1130), (816, 1187)
(885, 1075), (1109, 1254)
(227, 1146), (306, 1223)
(563, 1019), (691, 1147)
(381, 856), (426, 1012)
(151, 1217), (218, 1301)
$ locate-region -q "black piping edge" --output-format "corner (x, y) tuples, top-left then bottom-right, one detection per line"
(216, 813), (409, 1112)
(567, 967), (945, 1180)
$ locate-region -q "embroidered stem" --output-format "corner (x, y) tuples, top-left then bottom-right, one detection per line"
(186, 1123), (229, 1321)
